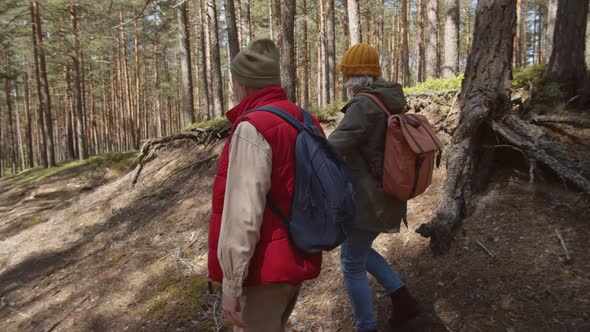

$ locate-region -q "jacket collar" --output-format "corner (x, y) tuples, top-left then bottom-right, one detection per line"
(226, 86), (288, 124)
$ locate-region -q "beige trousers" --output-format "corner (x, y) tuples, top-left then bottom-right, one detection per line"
(234, 283), (301, 332)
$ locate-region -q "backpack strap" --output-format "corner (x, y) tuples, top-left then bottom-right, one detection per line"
(243, 106), (305, 131)
(356, 92), (391, 116)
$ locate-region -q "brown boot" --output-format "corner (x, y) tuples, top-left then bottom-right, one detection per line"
(389, 286), (419, 327)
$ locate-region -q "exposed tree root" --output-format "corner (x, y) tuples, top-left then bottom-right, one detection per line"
(131, 126), (231, 186)
(530, 115), (590, 128)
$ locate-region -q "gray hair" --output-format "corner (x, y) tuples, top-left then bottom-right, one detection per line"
(344, 76), (383, 92)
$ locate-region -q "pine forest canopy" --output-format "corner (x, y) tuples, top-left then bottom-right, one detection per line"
(0, 0), (588, 176)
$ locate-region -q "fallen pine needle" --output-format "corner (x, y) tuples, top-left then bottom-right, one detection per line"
(475, 240), (495, 258)
(555, 229), (572, 262)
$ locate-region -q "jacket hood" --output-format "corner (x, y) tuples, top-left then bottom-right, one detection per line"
(359, 80), (407, 114)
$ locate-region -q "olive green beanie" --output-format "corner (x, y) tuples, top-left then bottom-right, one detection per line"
(230, 38), (282, 88)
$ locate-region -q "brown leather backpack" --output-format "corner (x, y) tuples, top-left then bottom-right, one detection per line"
(357, 93), (443, 201)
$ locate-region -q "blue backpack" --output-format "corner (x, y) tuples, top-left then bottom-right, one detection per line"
(243, 106), (356, 254)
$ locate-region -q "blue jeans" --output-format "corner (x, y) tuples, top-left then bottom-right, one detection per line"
(340, 228), (404, 332)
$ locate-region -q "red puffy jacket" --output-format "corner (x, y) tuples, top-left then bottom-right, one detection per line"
(208, 86), (322, 287)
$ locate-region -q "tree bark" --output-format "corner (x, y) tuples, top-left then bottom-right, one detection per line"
(14, 86), (25, 171)
(225, 0), (240, 60)
(32, 1), (54, 167)
(195, 0), (210, 120)
(235, 0), (243, 47)
(23, 71), (34, 168)
(244, 0), (254, 43)
(302, 0), (310, 109)
(69, 4), (88, 160)
(426, 0), (440, 79)
(416, 0), (426, 83)
(281, 0), (296, 101)
(401, 0), (410, 85)
(3, 49), (17, 174)
(133, 11), (142, 149)
(513, 0), (522, 67)
(417, 0), (516, 254)
(547, 0), (589, 99)
(177, 1), (196, 126)
(207, 0), (224, 118)
(347, 0), (361, 45)
(325, 0), (335, 103)
(119, 10), (136, 150)
(443, 0), (460, 78)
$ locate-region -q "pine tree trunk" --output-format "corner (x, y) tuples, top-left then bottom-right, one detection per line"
(3, 49), (17, 174)
(417, 0), (516, 254)
(466, 1), (472, 56)
(325, 0), (335, 103)
(521, 0), (527, 66)
(133, 12), (142, 148)
(69, 4), (88, 160)
(23, 72), (34, 168)
(281, 0), (296, 101)
(177, 1), (196, 127)
(63, 61), (76, 159)
(442, 0), (460, 78)
(546, 0), (557, 62)
(31, 1), (55, 168)
(225, 0), (240, 60)
(0, 102), (3, 177)
(417, 0), (426, 83)
(318, 0), (327, 106)
(547, 0), (589, 98)
(586, 10), (590, 69)
(244, 0), (254, 43)
(401, 0), (410, 85)
(15, 87), (25, 171)
(207, 0), (224, 118)
(195, 0), (210, 120)
(119, 11), (136, 150)
(347, 0), (361, 45)
(235, 0), (243, 47)
(153, 22), (163, 137)
(302, 0), (310, 109)
(273, 0), (282, 50)
(426, 0), (440, 79)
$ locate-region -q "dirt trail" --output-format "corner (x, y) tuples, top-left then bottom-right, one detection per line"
(1, 125), (589, 331)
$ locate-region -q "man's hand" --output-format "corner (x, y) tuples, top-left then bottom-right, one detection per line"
(222, 294), (246, 328)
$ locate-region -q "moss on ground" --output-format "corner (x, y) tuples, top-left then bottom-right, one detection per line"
(148, 274), (218, 327)
(404, 75), (464, 93)
(6, 151), (138, 186)
(184, 117), (231, 131)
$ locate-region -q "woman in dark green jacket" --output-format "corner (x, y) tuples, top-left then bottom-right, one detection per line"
(328, 43), (418, 332)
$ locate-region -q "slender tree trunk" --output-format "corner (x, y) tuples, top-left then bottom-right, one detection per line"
(15, 86), (25, 171)
(318, 0), (327, 106)
(23, 71), (34, 168)
(31, 1), (50, 168)
(347, 0), (361, 45)
(3, 49), (17, 174)
(225, 0), (240, 107)
(426, 0), (440, 79)
(325, 0), (336, 103)
(281, 0), (297, 101)
(417, 0), (426, 83)
(417, 0), (516, 254)
(0, 102), (3, 177)
(69, 4), (88, 160)
(586, 10), (590, 69)
(547, 0), (589, 98)
(443, 0), (460, 78)
(235, 0), (243, 47)
(244, 0), (254, 43)
(401, 0), (410, 85)
(177, 1), (196, 126)
(133, 11), (141, 148)
(302, 0), (310, 109)
(120, 11), (136, 149)
(521, 0), (528, 66)
(63, 61), (76, 159)
(195, 1), (210, 120)
(207, 0), (224, 117)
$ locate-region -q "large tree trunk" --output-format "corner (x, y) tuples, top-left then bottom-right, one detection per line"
(207, 0), (224, 118)
(426, 0), (440, 80)
(69, 4), (88, 160)
(587, 9), (590, 69)
(281, 0), (296, 101)
(443, 0), (460, 78)
(347, 0), (361, 45)
(177, 1), (196, 126)
(417, 0), (516, 254)
(547, 0), (589, 99)
(325, 0), (335, 103)
(401, 0), (410, 85)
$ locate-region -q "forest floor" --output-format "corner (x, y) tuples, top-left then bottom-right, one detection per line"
(0, 110), (589, 332)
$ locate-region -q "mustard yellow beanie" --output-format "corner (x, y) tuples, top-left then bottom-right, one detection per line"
(337, 43), (381, 77)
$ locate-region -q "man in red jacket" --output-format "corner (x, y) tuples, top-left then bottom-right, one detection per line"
(208, 39), (322, 331)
